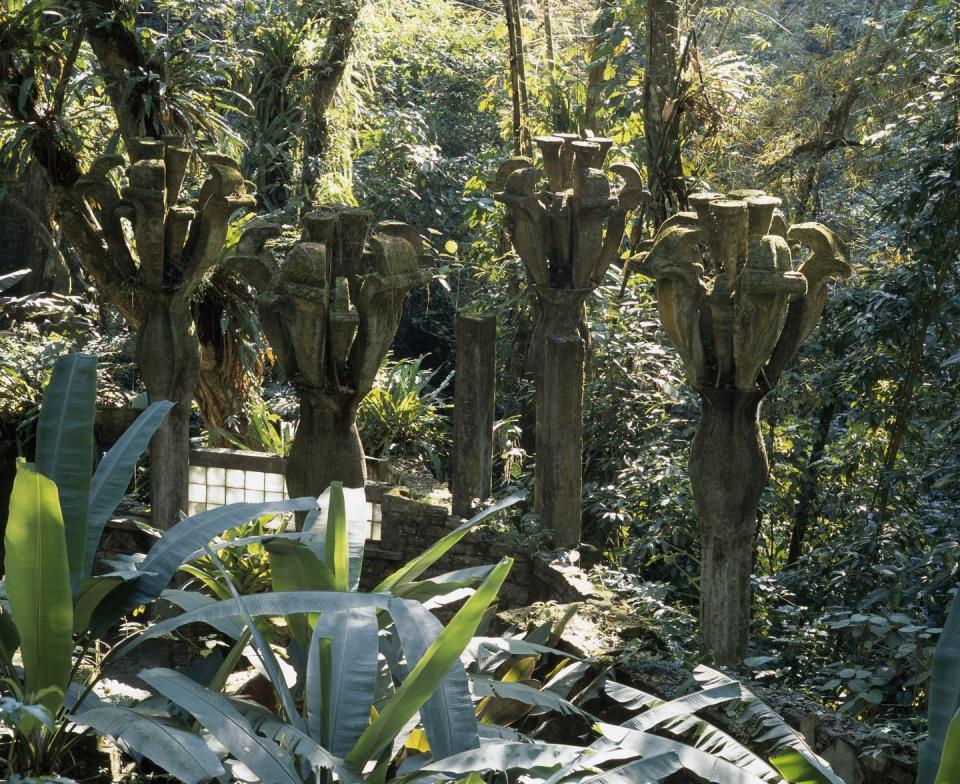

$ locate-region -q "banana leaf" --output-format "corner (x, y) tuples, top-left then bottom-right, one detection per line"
(84, 400), (173, 578)
(3, 461), (73, 715)
(308, 606), (379, 755)
(348, 557), (512, 768)
(390, 595), (480, 759)
(90, 497), (318, 633)
(35, 353), (96, 598)
(583, 751), (685, 784)
(375, 492), (525, 593)
(108, 591), (396, 663)
(407, 741), (588, 776)
(140, 668), (302, 784)
(935, 708), (960, 784)
(597, 722), (770, 784)
(918, 591), (960, 784)
(73, 705), (226, 784)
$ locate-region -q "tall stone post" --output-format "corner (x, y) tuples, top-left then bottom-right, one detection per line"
(74, 140), (255, 529)
(540, 335), (585, 548)
(452, 313), (497, 517)
(633, 191), (850, 664)
(494, 132), (646, 546)
(236, 208), (431, 521)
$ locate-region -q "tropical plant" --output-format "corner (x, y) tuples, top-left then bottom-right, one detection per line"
(84, 488), (525, 783)
(917, 591), (960, 784)
(357, 355), (452, 477)
(0, 353), (318, 778)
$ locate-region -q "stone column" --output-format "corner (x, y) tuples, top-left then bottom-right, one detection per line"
(236, 208), (431, 524)
(633, 191), (850, 664)
(539, 335), (585, 548)
(494, 132), (647, 547)
(452, 313), (497, 517)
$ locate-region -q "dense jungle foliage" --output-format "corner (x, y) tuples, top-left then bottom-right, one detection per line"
(0, 0), (958, 781)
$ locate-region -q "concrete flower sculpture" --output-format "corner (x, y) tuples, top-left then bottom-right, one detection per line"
(634, 190), (850, 664)
(494, 132), (646, 547)
(236, 207), (431, 513)
(75, 139), (255, 530)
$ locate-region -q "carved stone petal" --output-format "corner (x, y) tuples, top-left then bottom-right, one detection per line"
(641, 225), (707, 384)
(495, 168), (551, 286)
(609, 162), (648, 212)
(733, 235), (806, 390)
(123, 159), (167, 288)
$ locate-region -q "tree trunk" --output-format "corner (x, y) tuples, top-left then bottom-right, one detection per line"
(689, 387), (768, 665)
(787, 401), (835, 565)
(873, 244), (955, 525)
(137, 297), (200, 530)
(287, 393), (366, 521)
(503, 0), (530, 157)
(301, 0), (362, 193)
(0, 163), (70, 294)
(645, 0), (684, 227)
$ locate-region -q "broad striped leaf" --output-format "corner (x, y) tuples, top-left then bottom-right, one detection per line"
(3, 461), (73, 714)
(36, 353), (96, 597)
(74, 705), (225, 784)
(85, 400), (173, 578)
(141, 668), (301, 784)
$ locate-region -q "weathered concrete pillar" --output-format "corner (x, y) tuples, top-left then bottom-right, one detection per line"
(494, 132), (647, 546)
(632, 191), (850, 664)
(452, 313), (497, 517)
(538, 335), (585, 548)
(236, 209), (431, 527)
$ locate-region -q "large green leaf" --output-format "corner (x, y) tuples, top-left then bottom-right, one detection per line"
(235, 698), (365, 784)
(390, 598), (480, 759)
(74, 705), (226, 784)
(583, 751), (685, 784)
(935, 708), (960, 784)
(91, 497), (318, 633)
(308, 607), (379, 756)
(605, 680), (741, 732)
(325, 481), (349, 592)
(693, 666), (843, 784)
(202, 545), (305, 733)
(472, 676), (593, 720)
(35, 353), (96, 598)
(770, 747), (843, 784)
(267, 538), (334, 647)
(348, 557), (512, 769)
(918, 592), (960, 784)
(3, 461), (74, 714)
(140, 668), (302, 784)
(84, 400), (173, 578)
(109, 591), (395, 663)
(160, 588), (245, 640)
(0, 268), (30, 293)
(608, 680), (779, 783)
(597, 723), (769, 784)
(375, 492), (525, 593)
(73, 575), (124, 635)
(408, 741), (587, 775)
